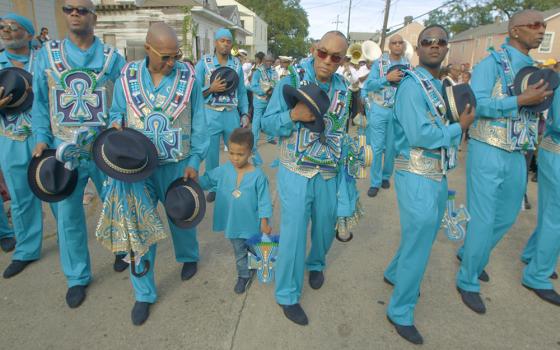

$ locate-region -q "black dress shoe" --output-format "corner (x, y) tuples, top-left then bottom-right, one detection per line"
(268, 139), (277, 145)
(181, 262), (197, 280)
(131, 301), (151, 325)
(456, 255), (490, 282)
(387, 315), (423, 345)
(113, 254), (129, 272)
(280, 304), (308, 325)
(381, 180), (390, 189)
(523, 284), (560, 306)
(0, 237), (16, 252)
(367, 187), (379, 198)
(524, 194), (532, 210)
(206, 192), (216, 202)
(309, 271), (324, 289)
(551, 271), (558, 280)
(66, 285), (87, 308)
(457, 287), (486, 314)
(3, 260), (34, 278)
(234, 276), (252, 294)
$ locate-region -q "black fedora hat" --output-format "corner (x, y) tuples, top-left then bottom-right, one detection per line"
(513, 66), (560, 113)
(164, 177), (206, 229)
(0, 67), (34, 115)
(443, 83), (477, 123)
(92, 127), (158, 183)
(386, 64), (409, 86)
(283, 83), (330, 133)
(210, 66), (239, 96)
(27, 149), (78, 203)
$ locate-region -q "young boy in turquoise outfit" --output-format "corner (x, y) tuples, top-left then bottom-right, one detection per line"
(199, 128), (273, 294)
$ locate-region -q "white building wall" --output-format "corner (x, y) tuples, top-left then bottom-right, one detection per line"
(33, 0), (59, 38)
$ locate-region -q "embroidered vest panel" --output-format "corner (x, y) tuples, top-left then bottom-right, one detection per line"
(46, 40), (115, 145)
(279, 81), (350, 179)
(122, 61), (195, 164)
(203, 55), (239, 108)
(540, 135), (560, 154)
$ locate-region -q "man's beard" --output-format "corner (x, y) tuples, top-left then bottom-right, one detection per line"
(0, 37), (28, 50)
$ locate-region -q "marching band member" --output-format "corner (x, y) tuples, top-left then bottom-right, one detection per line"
(385, 25), (474, 344)
(262, 30), (350, 326)
(361, 34), (409, 198)
(456, 9), (553, 315)
(0, 14), (46, 278)
(195, 28), (249, 203)
(31, 0), (126, 308)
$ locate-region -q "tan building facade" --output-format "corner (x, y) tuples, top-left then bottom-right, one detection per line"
(449, 8), (560, 68)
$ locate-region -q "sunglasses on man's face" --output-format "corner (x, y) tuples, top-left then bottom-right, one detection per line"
(390, 41), (404, 45)
(0, 23), (20, 32)
(516, 21), (547, 30)
(419, 38), (448, 47)
(148, 45), (183, 62)
(316, 49), (343, 64)
(62, 6), (95, 16)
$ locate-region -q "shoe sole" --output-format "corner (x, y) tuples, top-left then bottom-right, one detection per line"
(386, 315), (423, 345)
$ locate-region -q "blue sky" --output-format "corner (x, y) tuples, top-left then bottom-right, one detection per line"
(300, 0), (446, 39)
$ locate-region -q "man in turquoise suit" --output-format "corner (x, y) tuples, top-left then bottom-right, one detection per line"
(31, 0), (126, 308)
(262, 31), (350, 326)
(361, 34), (409, 198)
(384, 25), (474, 344)
(456, 10), (553, 314)
(195, 28), (249, 202)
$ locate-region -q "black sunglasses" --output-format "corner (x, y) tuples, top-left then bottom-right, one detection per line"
(62, 6), (95, 16)
(419, 38), (448, 47)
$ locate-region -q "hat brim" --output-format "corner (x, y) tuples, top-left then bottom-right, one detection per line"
(165, 177), (206, 229)
(386, 64), (408, 86)
(443, 83), (477, 123)
(27, 149), (78, 203)
(513, 66), (539, 96)
(514, 66), (558, 112)
(92, 127), (158, 183)
(0, 67), (34, 115)
(282, 84), (325, 133)
(210, 67), (239, 96)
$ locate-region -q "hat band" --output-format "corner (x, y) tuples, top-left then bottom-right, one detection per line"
(35, 157), (56, 195)
(7, 77), (30, 109)
(182, 185), (200, 222)
(446, 86), (459, 122)
(297, 90), (321, 116)
(521, 74), (531, 93)
(101, 144), (149, 175)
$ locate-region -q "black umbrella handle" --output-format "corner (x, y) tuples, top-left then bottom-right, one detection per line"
(129, 250), (150, 278)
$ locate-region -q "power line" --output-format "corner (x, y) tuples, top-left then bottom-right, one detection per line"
(385, 0), (454, 31)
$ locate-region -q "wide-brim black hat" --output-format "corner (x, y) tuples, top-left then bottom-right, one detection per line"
(513, 66), (560, 113)
(443, 83), (477, 123)
(92, 127), (158, 183)
(164, 177), (206, 229)
(210, 66), (239, 96)
(27, 149), (78, 203)
(387, 64), (409, 86)
(0, 67), (34, 115)
(282, 83), (330, 133)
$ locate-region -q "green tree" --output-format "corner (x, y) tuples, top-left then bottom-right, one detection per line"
(238, 0), (310, 57)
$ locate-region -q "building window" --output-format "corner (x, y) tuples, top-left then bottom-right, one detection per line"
(241, 20), (245, 28)
(486, 36), (493, 48)
(538, 32), (554, 53)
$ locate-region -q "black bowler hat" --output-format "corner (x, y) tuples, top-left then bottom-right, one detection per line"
(386, 64), (409, 86)
(283, 83), (330, 133)
(513, 66), (560, 113)
(0, 67), (34, 115)
(210, 66), (239, 95)
(92, 127), (158, 183)
(27, 149), (78, 203)
(443, 83), (477, 123)
(164, 177), (206, 229)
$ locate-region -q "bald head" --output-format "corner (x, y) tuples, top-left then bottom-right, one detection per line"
(508, 10), (543, 32)
(320, 31), (349, 48)
(146, 22), (178, 47)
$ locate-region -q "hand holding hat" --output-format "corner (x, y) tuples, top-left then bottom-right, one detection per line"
(0, 86), (13, 109)
(517, 79), (553, 108)
(514, 66), (559, 112)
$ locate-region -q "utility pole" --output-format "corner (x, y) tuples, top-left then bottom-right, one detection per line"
(332, 14), (343, 31)
(379, 0), (391, 51)
(346, 0), (352, 38)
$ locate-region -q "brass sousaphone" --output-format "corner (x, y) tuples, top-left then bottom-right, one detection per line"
(347, 43), (363, 65)
(361, 40), (382, 62)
